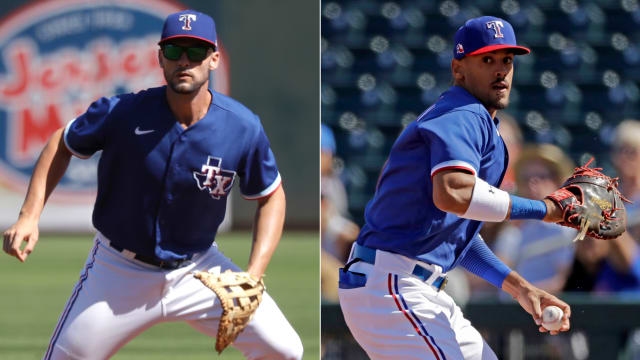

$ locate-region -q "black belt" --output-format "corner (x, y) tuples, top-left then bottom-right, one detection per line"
(109, 243), (192, 270)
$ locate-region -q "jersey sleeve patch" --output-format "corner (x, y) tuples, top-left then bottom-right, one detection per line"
(242, 172), (281, 200)
(431, 160), (477, 177)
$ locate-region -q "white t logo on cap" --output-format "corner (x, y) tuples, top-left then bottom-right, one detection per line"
(486, 20), (504, 38)
(179, 14), (196, 30)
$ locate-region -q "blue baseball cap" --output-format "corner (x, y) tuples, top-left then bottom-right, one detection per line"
(159, 10), (217, 47)
(453, 16), (530, 60)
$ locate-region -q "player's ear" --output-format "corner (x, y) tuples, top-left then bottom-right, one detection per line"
(451, 59), (465, 83)
(158, 49), (164, 67)
(208, 50), (220, 71)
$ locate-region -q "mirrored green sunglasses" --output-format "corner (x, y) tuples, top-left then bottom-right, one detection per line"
(161, 44), (212, 62)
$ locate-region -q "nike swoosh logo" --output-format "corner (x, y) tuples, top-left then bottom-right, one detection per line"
(135, 127), (155, 135)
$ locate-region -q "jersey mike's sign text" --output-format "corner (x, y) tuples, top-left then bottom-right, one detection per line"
(0, 0), (228, 201)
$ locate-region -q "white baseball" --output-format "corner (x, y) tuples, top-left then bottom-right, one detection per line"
(542, 306), (564, 331)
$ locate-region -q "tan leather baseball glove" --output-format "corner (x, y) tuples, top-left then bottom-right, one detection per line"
(546, 158), (631, 241)
(193, 269), (265, 353)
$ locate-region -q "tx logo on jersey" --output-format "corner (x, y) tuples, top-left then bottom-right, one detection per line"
(179, 14), (196, 30)
(486, 20), (504, 38)
(193, 156), (236, 199)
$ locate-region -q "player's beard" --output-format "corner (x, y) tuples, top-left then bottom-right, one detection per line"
(165, 69), (208, 94)
(480, 87), (510, 111)
(485, 93), (509, 110)
(168, 77), (207, 94)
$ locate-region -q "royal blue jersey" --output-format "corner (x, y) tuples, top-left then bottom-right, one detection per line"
(358, 86), (508, 271)
(64, 86), (281, 261)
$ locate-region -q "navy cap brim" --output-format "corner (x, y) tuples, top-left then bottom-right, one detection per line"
(158, 35), (217, 47)
(466, 44), (530, 56)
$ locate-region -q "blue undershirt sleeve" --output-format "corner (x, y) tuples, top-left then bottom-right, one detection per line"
(459, 234), (513, 288)
(509, 195), (547, 220)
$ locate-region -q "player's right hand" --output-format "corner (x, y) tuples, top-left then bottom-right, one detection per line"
(513, 281), (571, 335)
(3, 217), (39, 262)
(502, 271), (571, 335)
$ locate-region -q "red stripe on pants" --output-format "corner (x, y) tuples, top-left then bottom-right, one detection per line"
(387, 273), (441, 360)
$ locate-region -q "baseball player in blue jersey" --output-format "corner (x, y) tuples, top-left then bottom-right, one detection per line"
(2, 10), (302, 360)
(338, 16), (572, 359)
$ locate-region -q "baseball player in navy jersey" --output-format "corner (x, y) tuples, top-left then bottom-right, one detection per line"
(338, 16), (572, 359)
(2, 10), (302, 360)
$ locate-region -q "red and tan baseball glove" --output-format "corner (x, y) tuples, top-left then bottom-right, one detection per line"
(545, 158), (631, 241)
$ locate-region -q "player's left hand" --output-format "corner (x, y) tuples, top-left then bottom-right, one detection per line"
(541, 198), (564, 223)
(513, 284), (571, 335)
(545, 158), (630, 241)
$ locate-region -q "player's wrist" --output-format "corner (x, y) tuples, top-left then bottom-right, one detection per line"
(541, 199), (562, 223)
(246, 267), (264, 281)
(17, 209), (40, 223)
(501, 271), (530, 299)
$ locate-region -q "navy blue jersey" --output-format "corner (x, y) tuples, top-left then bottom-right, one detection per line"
(64, 86), (280, 261)
(358, 86), (508, 271)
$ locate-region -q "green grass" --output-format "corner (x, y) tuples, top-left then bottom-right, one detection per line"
(0, 231), (319, 359)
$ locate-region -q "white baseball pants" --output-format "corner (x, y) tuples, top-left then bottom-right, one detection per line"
(44, 234), (303, 360)
(338, 249), (497, 360)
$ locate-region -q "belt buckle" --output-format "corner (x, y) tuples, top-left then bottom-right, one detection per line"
(158, 260), (177, 270)
(437, 276), (448, 291)
(159, 259), (189, 270)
